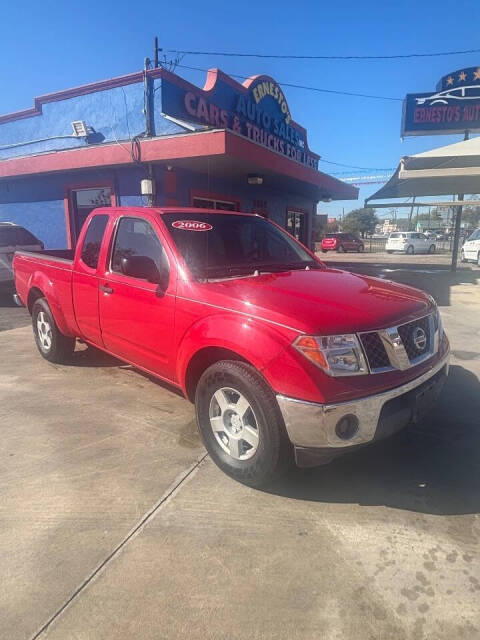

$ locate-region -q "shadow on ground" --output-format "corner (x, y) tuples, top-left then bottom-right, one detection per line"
(267, 365), (480, 516)
(324, 261), (479, 306)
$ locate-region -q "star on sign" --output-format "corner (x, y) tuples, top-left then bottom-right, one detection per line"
(458, 71), (467, 82)
(474, 68), (480, 81)
(446, 76), (454, 85)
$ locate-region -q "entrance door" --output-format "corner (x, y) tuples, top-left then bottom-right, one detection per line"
(286, 209), (307, 245)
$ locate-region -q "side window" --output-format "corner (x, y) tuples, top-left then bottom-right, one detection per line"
(111, 217), (168, 278)
(16, 227), (40, 245)
(0, 227), (17, 247)
(81, 215), (109, 269)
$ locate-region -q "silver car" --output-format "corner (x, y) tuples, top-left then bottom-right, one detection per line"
(0, 223), (43, 286)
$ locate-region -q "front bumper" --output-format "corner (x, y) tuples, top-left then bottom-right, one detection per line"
(277, 352), (449, 464)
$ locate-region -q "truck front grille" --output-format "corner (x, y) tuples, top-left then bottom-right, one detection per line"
(397, 315), (431, 361)
(360, 332), (390, 370)
(359, 312), (436, 374)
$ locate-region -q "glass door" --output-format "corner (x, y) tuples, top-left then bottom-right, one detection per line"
(286, 209), (307, 245)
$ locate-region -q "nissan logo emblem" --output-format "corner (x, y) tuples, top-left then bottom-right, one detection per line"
(412, 326), (427, 351)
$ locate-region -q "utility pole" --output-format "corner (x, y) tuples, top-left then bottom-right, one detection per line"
(408, 196), (416, 231)
(451, 131), (470, 272)
(154, 36), (160, 69)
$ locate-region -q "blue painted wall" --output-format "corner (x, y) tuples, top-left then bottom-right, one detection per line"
(0, 73), (314, 248)
(0, 78), (191, 161)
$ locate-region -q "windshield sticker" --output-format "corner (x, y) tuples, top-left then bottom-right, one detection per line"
(172, 220), (213, 231)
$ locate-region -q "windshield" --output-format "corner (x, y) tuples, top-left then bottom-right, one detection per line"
(163, 212), (318, 278)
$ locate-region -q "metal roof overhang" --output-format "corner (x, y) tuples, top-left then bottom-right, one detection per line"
(0, 129), (357, 202)
(366, 136), (480, 202)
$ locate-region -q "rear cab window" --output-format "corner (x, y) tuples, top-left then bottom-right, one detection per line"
(80, 215), (109, 269)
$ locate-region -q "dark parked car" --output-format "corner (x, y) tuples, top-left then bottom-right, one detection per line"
(321, 233), (364, 253)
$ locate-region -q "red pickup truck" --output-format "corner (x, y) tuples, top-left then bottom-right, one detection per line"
(13, 207), (449, 486)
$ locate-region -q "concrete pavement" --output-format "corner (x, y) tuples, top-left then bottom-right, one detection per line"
(0, 264), (479, 639)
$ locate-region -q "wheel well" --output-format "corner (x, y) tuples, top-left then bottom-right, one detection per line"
(184, 347), (250, 402)
(27, 287), (45, 314)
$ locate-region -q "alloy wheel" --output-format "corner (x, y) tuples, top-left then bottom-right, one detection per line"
(209, 387), (260, 460)
(36, 311), (53, 351)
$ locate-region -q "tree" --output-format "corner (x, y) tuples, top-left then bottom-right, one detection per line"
(341, 208), (378, 238)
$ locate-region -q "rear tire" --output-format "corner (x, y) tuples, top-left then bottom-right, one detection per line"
(322, 250), (327, 254)
(428, 244), (436, 254)
(461, 250), (467, 263)
(32, 298), (75, 363)
(386, 250), (393, 254)
(406, 245), (414, 255)
(337, 245), (345, 253)
(477, 252), (480, 267)
(195, 361), (292, 487)
(358, 244), (364, 253)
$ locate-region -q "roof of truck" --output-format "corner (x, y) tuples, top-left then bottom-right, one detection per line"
(91, 206), (259, 218)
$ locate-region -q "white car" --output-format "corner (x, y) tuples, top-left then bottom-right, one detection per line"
(385, 232), (436, 255)
(416, 85), (480, 106)
(461, 229), (480, 266)
(0, 223), (43, 286)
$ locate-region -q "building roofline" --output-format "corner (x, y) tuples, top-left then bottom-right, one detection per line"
(0, 68), (165, 125)
(0, 129), (357, 200)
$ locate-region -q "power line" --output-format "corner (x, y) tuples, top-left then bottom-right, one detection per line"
(319, 159), (396, 171)
(168, 46), (480, 61)
(175, 63), (401, 102)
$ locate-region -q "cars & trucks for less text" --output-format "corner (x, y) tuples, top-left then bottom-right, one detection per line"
(13, 207), (449, 486)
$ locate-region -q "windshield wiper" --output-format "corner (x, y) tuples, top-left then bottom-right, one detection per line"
(256, 262), (319, 273)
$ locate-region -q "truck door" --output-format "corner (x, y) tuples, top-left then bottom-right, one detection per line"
(98, 215), (176, 381)
(72, 213), (110, 345)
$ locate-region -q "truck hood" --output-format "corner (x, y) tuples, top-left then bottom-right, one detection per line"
(189, 267), (434, 335)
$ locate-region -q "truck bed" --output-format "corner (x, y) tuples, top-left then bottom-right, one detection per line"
(13, 249), (75, 335)
(15, 248), (74, 262)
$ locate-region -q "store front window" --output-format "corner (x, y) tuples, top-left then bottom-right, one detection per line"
(69, 187), (113, 244)
(286, 209), (307, 245)
(193, 196), (239, 211)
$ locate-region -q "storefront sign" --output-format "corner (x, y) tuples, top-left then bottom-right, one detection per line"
(402, 67), (480, 136)
(161, 69), (319, 170)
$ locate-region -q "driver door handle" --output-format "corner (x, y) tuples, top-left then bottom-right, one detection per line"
(100, 284), (114, 294)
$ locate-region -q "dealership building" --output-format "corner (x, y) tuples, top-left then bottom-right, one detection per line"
(0, 67), (357, 249)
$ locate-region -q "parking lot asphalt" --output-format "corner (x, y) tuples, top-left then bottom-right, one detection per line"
(1, 260), (480, 640)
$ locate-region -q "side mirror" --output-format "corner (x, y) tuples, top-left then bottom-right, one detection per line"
(121, 255), (168, 288)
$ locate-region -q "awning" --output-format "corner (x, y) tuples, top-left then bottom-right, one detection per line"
(0, 129), (357, 202)
(367, 136), (480, 201)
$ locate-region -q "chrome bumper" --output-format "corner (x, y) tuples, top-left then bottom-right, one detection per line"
(276, 352), (449, 449)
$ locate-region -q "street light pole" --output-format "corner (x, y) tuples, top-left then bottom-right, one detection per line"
(451, 131), (470, 272)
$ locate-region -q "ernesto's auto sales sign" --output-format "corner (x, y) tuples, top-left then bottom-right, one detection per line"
(402, 67), (480, 136)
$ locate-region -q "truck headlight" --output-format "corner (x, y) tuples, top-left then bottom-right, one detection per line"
(293, 334), (368, 377)
(434, 307), (443, 338)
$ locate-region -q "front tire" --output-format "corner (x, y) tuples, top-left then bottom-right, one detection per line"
(428, 244), (436, 254)
(337, 245), (345, 253)
(195, 361), (292, 487)
(32, 298), (75, 363)
(358, 244), (364, 252)
(406, 245), (414, 255)
(386, 250), (393, 254)
(461, 250), (467, 263)
(477, 252), (480, 267)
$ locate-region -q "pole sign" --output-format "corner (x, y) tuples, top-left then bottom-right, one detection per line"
(402, 67), (480, 136)
(161, 69), (319, 170)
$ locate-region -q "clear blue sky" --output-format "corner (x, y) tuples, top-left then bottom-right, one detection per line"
(1, 0), (479, 216)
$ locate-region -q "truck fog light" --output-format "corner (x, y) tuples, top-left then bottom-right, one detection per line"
(335, 414), (359, 440)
